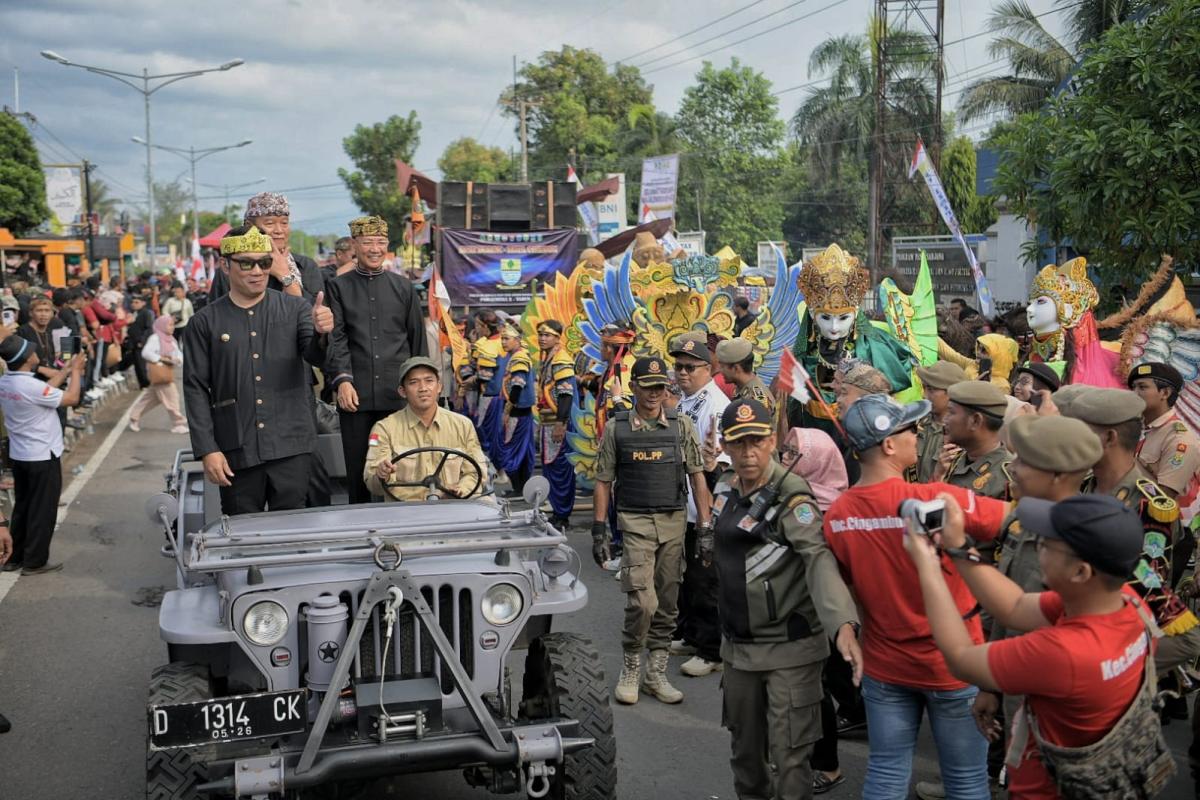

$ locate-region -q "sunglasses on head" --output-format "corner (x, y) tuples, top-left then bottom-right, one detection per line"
(231, 255), (273, 271)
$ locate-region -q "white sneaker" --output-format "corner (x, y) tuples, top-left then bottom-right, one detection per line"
(680, 656), (723, 677)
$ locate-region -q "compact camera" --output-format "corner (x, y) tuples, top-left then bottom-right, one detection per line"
(898, 498), (946, 535)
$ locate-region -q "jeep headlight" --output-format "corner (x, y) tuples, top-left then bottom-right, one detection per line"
(481, 583), (523, 626)
(243, 600), (290, 646)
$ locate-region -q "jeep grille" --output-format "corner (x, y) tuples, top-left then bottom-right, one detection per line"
(354, 585), (474, 695)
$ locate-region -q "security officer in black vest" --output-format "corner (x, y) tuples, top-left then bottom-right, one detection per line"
(705, 398), (862, 800)
(593, 355), (713, 706)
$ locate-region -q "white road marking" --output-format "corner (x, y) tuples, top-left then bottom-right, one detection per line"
(0, 400), (134, 606)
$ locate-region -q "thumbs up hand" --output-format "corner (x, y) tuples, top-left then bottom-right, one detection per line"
(312, 290), (334, 334)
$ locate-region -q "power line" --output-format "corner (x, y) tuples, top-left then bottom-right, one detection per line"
(634, 0), (814, 69)
(614, 0), (772, 64)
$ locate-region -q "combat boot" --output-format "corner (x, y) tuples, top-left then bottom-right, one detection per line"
(614, 650), (641, 704)
(642, 649), (684, 704)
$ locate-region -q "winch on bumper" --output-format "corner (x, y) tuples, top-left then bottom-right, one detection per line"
(190, 561), (591, 798)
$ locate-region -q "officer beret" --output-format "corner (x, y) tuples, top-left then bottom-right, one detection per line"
(631, 356), (671, 387)
(1128, 362), (1183, 392)
(948, 381), (1009, 417)
(1014, 362), (1062, 392)
(715, 337), (754, 364)
(1061, 388), (1145, 426)
(397, 356), (441, 384)
(669, 334), (713, 363)
(915, 361), (969, 390)
(721, 399), (774, 441)
(1008, 415), (1102, 473)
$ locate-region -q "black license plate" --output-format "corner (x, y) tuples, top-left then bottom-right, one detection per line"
(149, 689), (307, 749)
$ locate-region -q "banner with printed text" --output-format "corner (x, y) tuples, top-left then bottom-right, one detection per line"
(440, 228), (580, 308)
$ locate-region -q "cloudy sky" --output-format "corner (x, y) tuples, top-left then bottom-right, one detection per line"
(1, 0), (1066, 236)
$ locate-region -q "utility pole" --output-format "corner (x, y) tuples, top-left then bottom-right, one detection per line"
(82, 160), (95, 269)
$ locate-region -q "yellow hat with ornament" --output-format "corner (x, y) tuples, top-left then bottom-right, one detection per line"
(798, 243), (870, 314)
(1030, 257), (1098, 330)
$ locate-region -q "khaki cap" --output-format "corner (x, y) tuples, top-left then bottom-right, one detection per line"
(916, 361), (969, 390)
(1008, 415), (1102, 473)
(716, 337), (754, 364)
(948, 381), (1009, 417)
(1061, 388), (1145, 426)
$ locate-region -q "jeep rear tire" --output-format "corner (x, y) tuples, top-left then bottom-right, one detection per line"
(519, 633), (617, 800)
(147, 662), (213, 800)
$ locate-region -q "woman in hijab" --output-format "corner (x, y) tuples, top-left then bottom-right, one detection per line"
(783, 426), (857, 795)
(129, 315), (188, 434)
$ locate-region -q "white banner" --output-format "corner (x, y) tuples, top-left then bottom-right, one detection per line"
(44, 166), (82, 226)
(639, 154), (679, 221)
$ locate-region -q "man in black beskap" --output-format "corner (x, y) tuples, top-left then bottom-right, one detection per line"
(326, 215), (427, 504)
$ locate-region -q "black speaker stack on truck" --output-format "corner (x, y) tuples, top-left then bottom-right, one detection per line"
(437, 181), (578, 231)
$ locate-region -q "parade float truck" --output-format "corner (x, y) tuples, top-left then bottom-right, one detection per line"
(144, 446), (615, 800)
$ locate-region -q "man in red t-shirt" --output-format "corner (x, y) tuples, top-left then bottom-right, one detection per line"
(906, 492), (1154, 799)
(825, 393), (1008, 799)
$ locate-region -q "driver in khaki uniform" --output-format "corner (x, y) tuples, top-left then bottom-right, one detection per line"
(364, 356), (488, 502)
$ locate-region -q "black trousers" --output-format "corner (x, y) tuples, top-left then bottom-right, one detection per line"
(674, 522), (722, 662)
(218, 453), (311, 516)
(340, 409), (391, 504)
(11, 456), (63, 569)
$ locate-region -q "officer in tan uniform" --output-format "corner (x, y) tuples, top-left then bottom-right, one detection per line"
(364, 356), (489, 502)
(716, 338), (775, 413)
(593, 356), (713, 705)
(934, 381), (1012, 500)
(706, 399), (862, 800)
(1128, 362), (1200, 500)
(909, 361), (968, 482)
(1064, 388), (1200, 670)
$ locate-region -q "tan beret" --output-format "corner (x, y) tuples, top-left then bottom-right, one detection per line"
(716, 337), (754, 364)
(1008, 415), (1102, 472)
(916, 361), (969, 390)
(948, 380), (1009, 417)
(1061, 388), (1145, 427)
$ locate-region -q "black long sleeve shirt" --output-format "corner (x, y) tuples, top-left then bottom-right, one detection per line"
(182, 290), (327, 469)
(325, 269), (427, 412)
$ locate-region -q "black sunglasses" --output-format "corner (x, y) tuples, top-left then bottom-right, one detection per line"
(674, 362), (706, 373)
(230, 255), (273, 271)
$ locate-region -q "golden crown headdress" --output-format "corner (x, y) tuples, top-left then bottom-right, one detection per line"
(798, 244), (870, 313)
(219, 227), (273, 256)
(1030, 257), (1098, 330)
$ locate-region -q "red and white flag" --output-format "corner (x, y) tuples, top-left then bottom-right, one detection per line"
(776, 349), (812, 404)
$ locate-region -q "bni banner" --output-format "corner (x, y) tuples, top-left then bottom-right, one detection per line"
(440, 228), (580, 308)
(44, 166), (82, 227)
(639, 154), (679, 221)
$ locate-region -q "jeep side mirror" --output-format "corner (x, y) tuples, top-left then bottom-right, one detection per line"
(522, 476), (550, 512)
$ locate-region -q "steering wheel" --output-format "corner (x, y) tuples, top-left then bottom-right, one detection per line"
(385, 446), (484, 501)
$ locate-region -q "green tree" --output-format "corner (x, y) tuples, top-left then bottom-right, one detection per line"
(337, 112), (421, 244)
(940, 136), (997, 234)
(675, 60), (787, 256)
(992, 0), (1200, 285)
(504, 46), (652, 181)
(0, 113), (50, 234)
(437, 137), (514, 182)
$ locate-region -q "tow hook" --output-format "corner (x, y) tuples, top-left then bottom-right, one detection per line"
(525, 761), (555, 798)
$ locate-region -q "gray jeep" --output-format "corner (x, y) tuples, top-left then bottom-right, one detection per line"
(146, 445), (615, 799)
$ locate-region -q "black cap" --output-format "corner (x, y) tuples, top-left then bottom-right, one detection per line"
(1014, 361), (1062, 392)
(721, 399), (774, 441)
(1015, 495), (1143, 578)
(631, 356), (671, 387)
(1128, 362), (1183, 392)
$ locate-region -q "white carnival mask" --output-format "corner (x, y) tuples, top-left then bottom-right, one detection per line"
(815, 311), (855, 341)
(1026, 295), (1061, 335)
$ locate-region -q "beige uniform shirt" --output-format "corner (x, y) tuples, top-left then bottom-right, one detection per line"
(363, 405), (489, 501)
(1138, 411), (1200, 495)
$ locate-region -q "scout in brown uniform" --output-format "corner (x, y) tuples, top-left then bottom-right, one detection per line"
(1064, 387), (1200, 670)
(1128, 362), (1200, 500)
(934, 381), (1012, 500)
(909, 361), (968, 483)
(716, 338), (775, 414)
(592, 356), (713, 705)
(706, 399), (862, 800)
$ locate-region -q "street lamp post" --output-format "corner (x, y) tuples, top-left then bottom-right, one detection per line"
(40, 51), (244, 269)
(132, 138), (252, 248)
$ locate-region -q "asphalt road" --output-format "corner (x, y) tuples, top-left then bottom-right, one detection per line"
(1, 389), (1199, 799)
